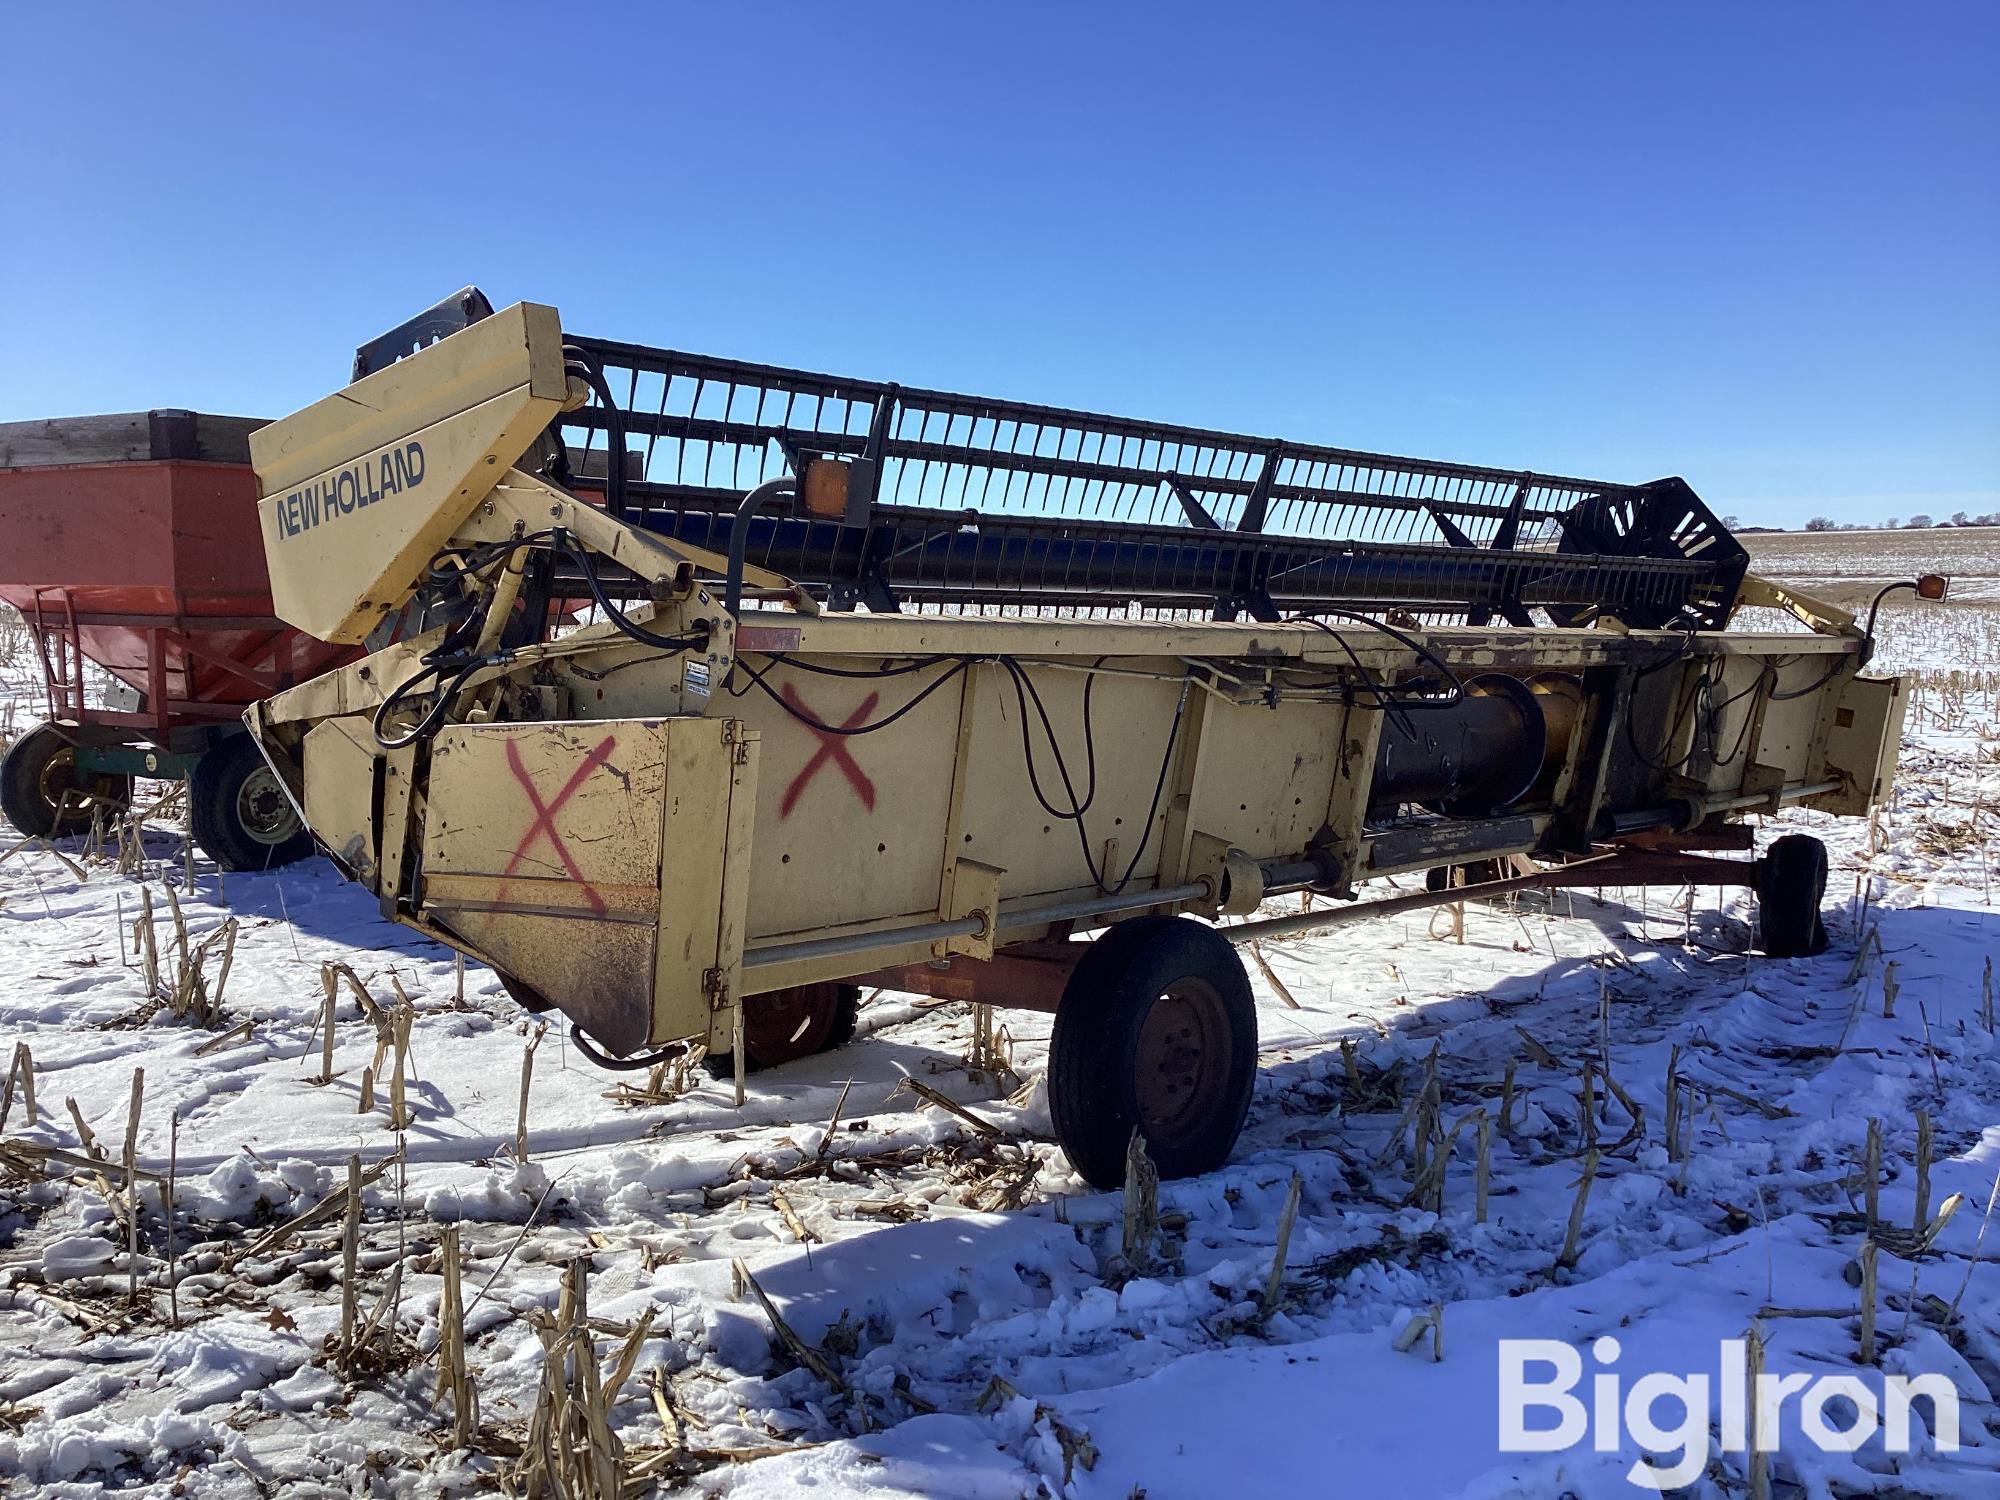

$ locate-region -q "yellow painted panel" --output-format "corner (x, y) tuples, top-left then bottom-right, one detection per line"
(1182, 695), (1345, 855)
(421, 720), (669, 1053)
(950, 661), (1188, 905)
(732, 659), (966, 937)
(1809, 674), (1906, 815)
(652, 717), (745, 1042)
(301, 718), (381, 886)
(253, 302), (568, 643)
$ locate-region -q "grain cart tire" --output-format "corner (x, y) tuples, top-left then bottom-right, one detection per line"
(1049, 915), (1258, 1190)
(1756, 833), (1829, 958)
(1, 723), (131, 837)
(705, 983), (863, 1079)
(190, 735), (314, 871)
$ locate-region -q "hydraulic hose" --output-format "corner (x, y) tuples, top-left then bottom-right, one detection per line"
(724, 479), (799, 616)
(562, 344), (630, 519)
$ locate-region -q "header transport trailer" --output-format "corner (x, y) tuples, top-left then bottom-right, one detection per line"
(241, 291), (1929, 1187)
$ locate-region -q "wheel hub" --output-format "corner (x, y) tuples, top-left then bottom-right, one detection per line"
(1135, 981), (1228, 1142)
(235, 766), (302, 844)
(35, 744), (121, 820)
(36, 746), (80, 810)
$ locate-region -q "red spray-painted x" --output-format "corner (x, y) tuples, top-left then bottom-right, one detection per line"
(779, 682), (878, 818)
(498, 733), (618, 915)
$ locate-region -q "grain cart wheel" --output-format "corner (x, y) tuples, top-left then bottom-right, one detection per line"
(1049, 915), (1258, 1190)
(705, 983), (863, 1079)
(1756, 833), (1829, 958)
(1, 723), (131, 837)
(189, 735), (313, 871)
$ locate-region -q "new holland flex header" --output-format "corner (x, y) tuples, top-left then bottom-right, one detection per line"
(242, 290), (1920, 1186)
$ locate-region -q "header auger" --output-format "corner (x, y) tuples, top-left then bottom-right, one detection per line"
(244, 290), (1914, 1187)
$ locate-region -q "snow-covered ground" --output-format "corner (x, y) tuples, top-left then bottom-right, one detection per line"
(2, 625), (1998, 1498)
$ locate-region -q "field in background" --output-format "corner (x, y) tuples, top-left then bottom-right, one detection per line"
(1738, 525), (2000, 688)
(1745, 524), (2000, 602)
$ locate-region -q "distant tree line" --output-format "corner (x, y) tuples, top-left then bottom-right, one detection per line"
(1801, 511), (2000, 532)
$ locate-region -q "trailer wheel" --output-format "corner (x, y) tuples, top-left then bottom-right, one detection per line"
(1, 723), (131, 838)
(705, 983), (862, 1078)
(1425, 860), (1506, 894)
(190, 736), (313, 871)
(1049, 915), (1258, 1190)
(1756, 833), (1829, 957)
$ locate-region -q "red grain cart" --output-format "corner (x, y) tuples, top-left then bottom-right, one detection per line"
(0, 409), (356, 867)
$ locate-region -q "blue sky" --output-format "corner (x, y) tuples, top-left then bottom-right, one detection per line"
(2, 4), (1993, 529)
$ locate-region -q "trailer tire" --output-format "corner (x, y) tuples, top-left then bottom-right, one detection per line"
(1756, 833), (1829, 957)
(190, 735), (313, 871)
(1049, 915), (1258, 1190)
(1425, 860), (1506, 895)
(1, 723), (131, 838)
(705, 983), (862, 1078)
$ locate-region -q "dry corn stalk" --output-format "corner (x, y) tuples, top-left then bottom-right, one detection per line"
(340, 1154), (361, 1355)
(122, 1069), (144, 1304)
(348, 1260), (406, 1371)
(602, 1043), (708, 1107)
(1474, 1109), (1492, 1223)
(1392, 1302), (1444, 1361)
(323, 961), (388, 1028)
(192, 1019), (253, 1057)
(770, 1188), (818, 1245)
(1858, 1239), (1877, 1364)
(434, 1224), (476, 1448)
(1557, 1148), (1600, 1270)
(232, 1150), (394, 1267)
(0, 834), (85, 880)
(0, 1041), (36, 1131)
(53, 1098), (124, 1209)
(1914, 1110), (1933, 1231)
(511, 1256), (661, 1496)
(896, 1076), (1001, 1137)
(1747, 1323), (1770, 1500)
(166, 1110), (180, 1328)
(1598, 1066), (1645, 1155)
(1844, 923), (1882, 985)
(134, 889), (160, 997)
(1663, 1047), (1682, 1162)
(1515, 1027), (1563, 1071)
(1864, 1118), (1881, 1231)
(167, 913), (237, 1025)
(516, 1023), (547, 1162)
(1261, 1172), (1303, 1313)
(311, 966), (339, 1084)
(387, 1006), (415, 1131)
(967, 998), (997, 1071)
(975, 1375), (1096, 1482)
(648, 1368), (685, 1459)
(1246, 942), (1302, 1008)
(1120, 1131), (1159, 1271)
(1676, 1084), (1695, 1197)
